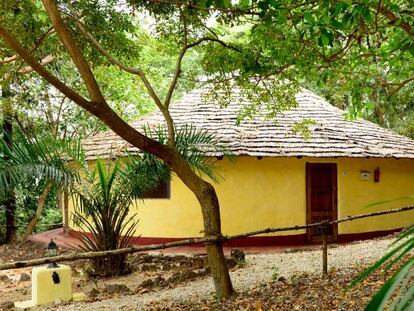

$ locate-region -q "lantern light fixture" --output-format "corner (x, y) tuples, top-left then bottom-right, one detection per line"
(47, 239), (59, 268)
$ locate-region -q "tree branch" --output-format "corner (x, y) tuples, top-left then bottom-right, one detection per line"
(148, 0), (259, 15)
(0, 55), (18, 65)
(67, 12), (177, 146)
(0, 26), (171, 159)
(41, 0), (105, 103)
(0, 27), (54, 65)
(68, 14), (164, 110)
(0, 26), (91, 109)
(379, 6), (413, 37)
(18, 55), (54, 74)
(384, 76), (414, 94)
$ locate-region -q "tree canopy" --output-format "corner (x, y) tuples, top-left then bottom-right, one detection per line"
(1, 0), (414, 300)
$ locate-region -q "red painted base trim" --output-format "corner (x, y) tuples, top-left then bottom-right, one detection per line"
(337, 228), (402, 243)
(69, 228), (402, 247)
(131, 235), (308, 247)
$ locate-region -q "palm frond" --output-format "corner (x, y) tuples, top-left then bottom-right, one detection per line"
(365, 258), (414, 311)
(143, 123), (233, 183)
(352, 196), (414, 310)
(71, 156), (164, 276)
(0, 128), (84, 197)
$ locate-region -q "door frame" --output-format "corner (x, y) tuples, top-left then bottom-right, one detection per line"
(306, 163), (338, 243)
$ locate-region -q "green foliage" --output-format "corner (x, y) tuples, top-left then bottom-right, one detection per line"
(145, 124), (233, 182)
(0, 129), (84, 197)
(0, 180), (62, 243)
(69, 124), (227, 276)
(271, 265), (279, 281)
(0, 129), (83, 242)
(351, 197), (414, 310)
(14, 182), (62, 233)
(352, 226), (414, 310)
(291, 119), (317, 140)
(72, 158), (168, 276)
(196, 0), (414, 125)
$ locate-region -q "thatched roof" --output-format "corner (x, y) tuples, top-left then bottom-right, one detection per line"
(84, 88), (414, 160)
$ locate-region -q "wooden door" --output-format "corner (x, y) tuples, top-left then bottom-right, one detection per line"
(306, 163), (338, 243)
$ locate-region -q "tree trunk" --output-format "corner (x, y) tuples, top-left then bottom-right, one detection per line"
(170, 153), (234, 299)
(21, 181), (54, 240)
(63, 191), (69, 233)
(2, 85), (17, 244)
(197, 181), (234, 299)
(0, 22), (235, 298)
(4, 192), (16, 244)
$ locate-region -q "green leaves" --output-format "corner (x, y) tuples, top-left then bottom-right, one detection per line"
(319, 29), (333, 47)
(365, 258), (414, 310)
(0, 129), (84, 197)
(72, 155), (171, 275)
(303, 13), (316, 26)
(351, 226), (414, 310)
(144, 124), (232, 183)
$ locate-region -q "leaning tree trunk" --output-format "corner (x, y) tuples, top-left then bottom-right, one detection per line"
(0, 20), (235, 298)
(2, 86), (17, 244)
(171, 153), (234, 299)
(21, 181), (54, 240)
(197, 181), (234, 298)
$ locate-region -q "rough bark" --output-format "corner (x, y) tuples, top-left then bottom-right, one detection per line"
(161, 151), (235, 298)
(21, 181), (54, 241)
(196, 181), (234, 298)
(2, 86), (17, 244)
(3, 192), (16, 244)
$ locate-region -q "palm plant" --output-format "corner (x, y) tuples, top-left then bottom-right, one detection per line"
(352, 198), (414, 310)
(0, 129), (83, 196)
(0, 129), (84, 240)
(72, 124), (230, 276)
(145, 124), (232, 182)
(72, 157), (168, 276)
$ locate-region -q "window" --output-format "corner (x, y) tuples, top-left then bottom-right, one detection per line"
(142, 178), (171, 199)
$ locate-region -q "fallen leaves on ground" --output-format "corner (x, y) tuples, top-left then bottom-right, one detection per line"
(145, 264), (395, 311)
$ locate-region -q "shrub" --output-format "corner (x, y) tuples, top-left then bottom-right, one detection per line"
(73, 157), (167, 277)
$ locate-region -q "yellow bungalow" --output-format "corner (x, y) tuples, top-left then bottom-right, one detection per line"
(68, 88), (414, 246)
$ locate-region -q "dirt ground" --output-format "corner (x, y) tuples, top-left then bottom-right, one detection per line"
(0, 241), (234, 309)
(0, 236), (402, 310)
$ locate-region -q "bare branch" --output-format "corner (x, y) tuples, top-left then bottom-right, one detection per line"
(165, 36), (242, 107)
(18, 55), (54, 74)
(0, 27), (54, 65)
(0, 26), (91, 109)
(0, 55), (18, 65)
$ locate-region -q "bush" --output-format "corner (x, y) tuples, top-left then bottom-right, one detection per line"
(73, 158), (167, 277)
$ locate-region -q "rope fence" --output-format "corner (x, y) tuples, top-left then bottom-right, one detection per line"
(1, 205), (414, 271)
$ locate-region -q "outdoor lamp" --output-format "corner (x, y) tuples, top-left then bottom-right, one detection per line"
(47, 239), (59, 268)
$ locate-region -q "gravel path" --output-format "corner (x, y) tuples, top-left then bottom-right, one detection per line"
(52, 238), (393, 311)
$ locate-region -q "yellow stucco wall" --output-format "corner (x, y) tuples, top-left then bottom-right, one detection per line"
(68, 157), (414, 238)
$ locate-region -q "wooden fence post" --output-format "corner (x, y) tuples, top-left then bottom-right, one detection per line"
(322, 224), (328, 275)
